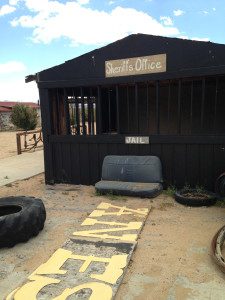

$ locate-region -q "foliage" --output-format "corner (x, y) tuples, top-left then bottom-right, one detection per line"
(195, 185), (205, 194)
(215, 198), (225, 207)
(163, 185), (176, 197)
(11, 104), (38, 131)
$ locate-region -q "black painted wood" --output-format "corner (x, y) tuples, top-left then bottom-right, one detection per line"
(37, 34), (225, 189)
(37, 34), (225, 88)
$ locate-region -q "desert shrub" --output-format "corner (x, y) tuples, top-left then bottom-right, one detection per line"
(11, 104), (38, 131)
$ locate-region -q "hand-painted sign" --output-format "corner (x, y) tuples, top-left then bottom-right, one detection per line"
(125, 136), (149, 144)
(7, 202), (149, 300)
(105, 54), (166, 78)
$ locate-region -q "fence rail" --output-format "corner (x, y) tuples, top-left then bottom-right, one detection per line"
(16, 129), (43, 155)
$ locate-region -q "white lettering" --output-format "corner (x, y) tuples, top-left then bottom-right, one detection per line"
(106, 62), (112, 75)
(156, 62), (162, 69)
(105, 54), (166, 77)
(135, 58), (142, 71)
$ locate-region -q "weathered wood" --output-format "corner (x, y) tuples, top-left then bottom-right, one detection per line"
(36, 34), (225, 190)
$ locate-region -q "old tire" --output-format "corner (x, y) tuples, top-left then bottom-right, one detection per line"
(0, 196), (46, 248)
(174, 189), (217, 207)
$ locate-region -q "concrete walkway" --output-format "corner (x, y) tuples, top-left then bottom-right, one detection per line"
(0, 150), (44, 187)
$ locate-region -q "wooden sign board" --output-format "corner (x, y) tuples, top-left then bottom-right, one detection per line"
(125, 136), (149, 144)
(105, 54), (166, 78)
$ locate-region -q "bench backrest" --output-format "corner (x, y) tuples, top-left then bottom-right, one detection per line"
(101, 155), (163, 183)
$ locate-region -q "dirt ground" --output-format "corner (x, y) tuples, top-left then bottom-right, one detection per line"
(0, 131), (18, 159)
(1, 174), (225, 300)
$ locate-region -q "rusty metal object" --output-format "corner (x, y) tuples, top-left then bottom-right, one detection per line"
(211, 225), (225, 273)
(16, 129), (43, 155)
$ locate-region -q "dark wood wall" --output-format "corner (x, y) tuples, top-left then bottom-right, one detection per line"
(117, 77), (225, 135)
(48, 135), (225, 190)
(40, 75), (225, 190)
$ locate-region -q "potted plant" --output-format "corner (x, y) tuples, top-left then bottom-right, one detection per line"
(174, 185), (217, 207)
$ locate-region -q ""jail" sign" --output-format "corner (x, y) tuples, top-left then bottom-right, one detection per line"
(125, 136), (149, 144)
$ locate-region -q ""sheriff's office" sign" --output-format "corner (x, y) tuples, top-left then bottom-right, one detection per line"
(105, 54), (166, 78)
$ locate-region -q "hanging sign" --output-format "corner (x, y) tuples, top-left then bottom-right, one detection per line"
(105, 54), (166, 78)
(125, 136), (149, 144)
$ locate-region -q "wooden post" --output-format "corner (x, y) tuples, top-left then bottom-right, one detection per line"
(16, 133), (22, 155)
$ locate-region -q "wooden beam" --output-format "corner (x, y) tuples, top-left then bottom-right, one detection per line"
(116, 85), (120, 134)
(96, 86), (102, 134)
(80, 87), (86, 135)
(63, 88), (71, 135)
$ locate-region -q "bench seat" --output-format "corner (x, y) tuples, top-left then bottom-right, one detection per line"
(95, 180), (163, 198)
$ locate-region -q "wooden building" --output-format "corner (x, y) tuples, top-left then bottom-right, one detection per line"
(30, 34), (225, 189)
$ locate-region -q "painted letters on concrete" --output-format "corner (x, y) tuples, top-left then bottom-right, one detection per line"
(7, 202), (149, 300)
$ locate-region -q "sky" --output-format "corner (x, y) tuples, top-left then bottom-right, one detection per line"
(0, 0), (224, 103)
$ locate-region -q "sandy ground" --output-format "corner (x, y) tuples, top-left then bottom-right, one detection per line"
(0, 130), (43, 160)
(0, 132), (18, 159)
(1, 174), (225, 299)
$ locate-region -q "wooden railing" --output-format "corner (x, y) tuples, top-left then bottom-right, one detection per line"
(16, 129), (43, 155)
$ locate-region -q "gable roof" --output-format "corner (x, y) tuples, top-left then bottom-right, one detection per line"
(0, 102), (39, 113)
(35, 34), (225, 88)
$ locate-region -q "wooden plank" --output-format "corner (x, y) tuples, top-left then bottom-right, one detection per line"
(137, 83), (148, 134)
(98, 144), (109, 178)
(128, 144), (139, 155)
(49, 134), (225, 145)
(173, 144), (187, 188)
(186, 144), (200, 187)
(80, 87), (86, 135)
(108, 88), (111, 134)
(16, 133), (22, 155)
(159, 81), (169, 134)
(87, 88), (92, 135)
(39, 88), (54, 184)
(88, 143), (100, 184)
(116, 85), (120, 133)
(213, 77), (218, 132)
(161, 144), (174, 187)
(156, 80), (159, 134)
(150, 144), (162, 158)
(107, 143), (119, 155)
(201, 78), (206, 131)
(79, 143), (90, 184)
(180, 81), (192, 135)
(199, 144), (214, 189)
(96, 86), (102, 134)
(60, 143), (72, 183)
(127, 85), (130, 132)
(63, 88), (71, 134)
(74, 88), (80, 135)
(148, 82), (157, 134)
(53, 142), (63, 183)
(138, 144), (150, 156)
(70, 143), (81, 184)
(135, 84), (139, 133)
(146, 82), (149, 133)
(177, 79), (181, 134)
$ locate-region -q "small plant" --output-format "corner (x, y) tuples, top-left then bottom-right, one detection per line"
(215, 198), (225, 207)
(4, 176), (9, 179)
(95, 190), (102, 197)
(195, 185), (205, 194)
(11, 104), (38, 131)
(5, 183), (13, 187)
(163, 185), (176, 197)
(183, 182), (191, 191)
(105, 190), (119, 200)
